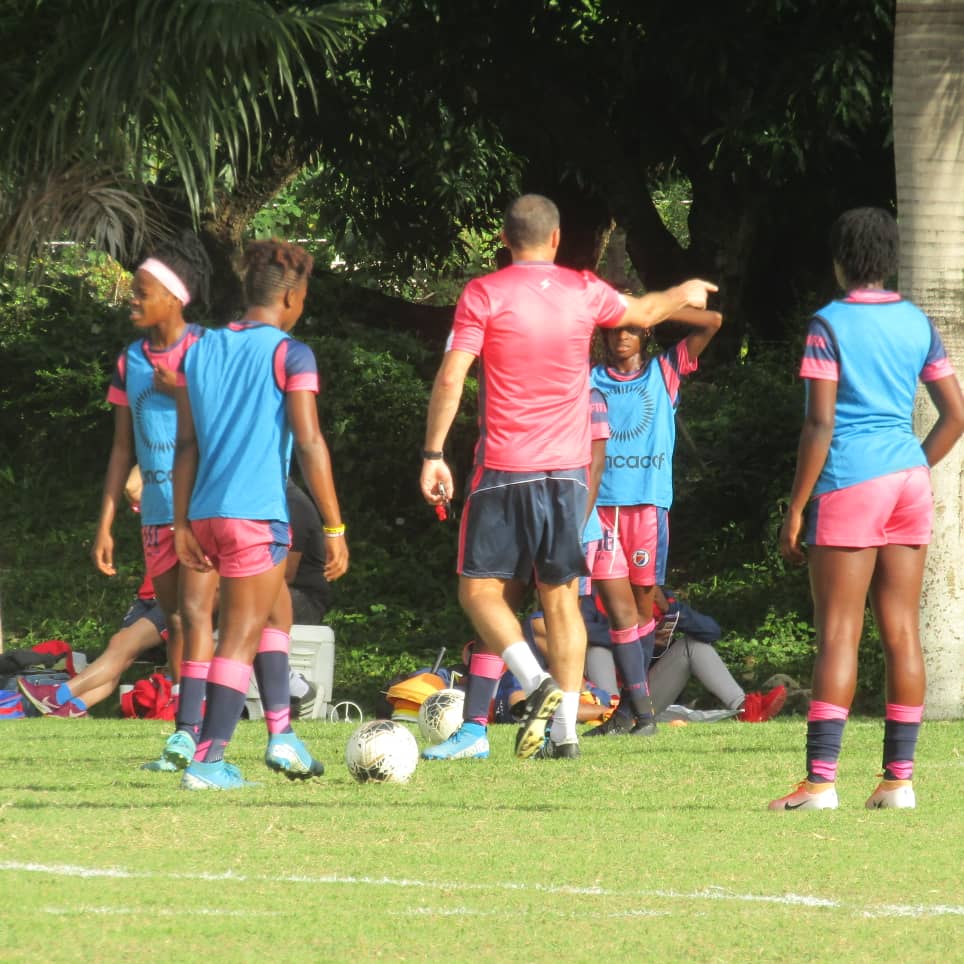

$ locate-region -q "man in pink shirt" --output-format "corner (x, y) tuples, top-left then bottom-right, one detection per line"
(420, 193), (716, 760)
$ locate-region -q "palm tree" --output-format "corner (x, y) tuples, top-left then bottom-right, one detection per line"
(0, 0), (377, 303)
(893, 0), (964, 719)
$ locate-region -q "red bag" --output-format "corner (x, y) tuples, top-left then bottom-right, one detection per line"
(120, 673), (177, 720)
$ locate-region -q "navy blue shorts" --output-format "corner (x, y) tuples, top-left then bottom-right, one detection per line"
(121, 597), (167, 636)
(457, 467), (589, 585)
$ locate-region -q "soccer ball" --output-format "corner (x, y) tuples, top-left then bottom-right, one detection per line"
(417, 687), (465, 744)
(344, 719), (419, 784)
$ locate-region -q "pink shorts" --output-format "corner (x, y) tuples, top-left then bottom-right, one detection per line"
(805, 467), (933, 548)
(592, 504), (669, 587)
(579, 538), (600, 596)
(142, 524), (178, 579)
(190, 518), (290, 578)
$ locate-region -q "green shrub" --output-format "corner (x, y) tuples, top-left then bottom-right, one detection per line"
(0, 260), (894, 714)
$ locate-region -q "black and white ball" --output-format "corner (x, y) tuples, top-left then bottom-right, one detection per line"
(344, 719), (419, 784)
(417, 688), (465, 744)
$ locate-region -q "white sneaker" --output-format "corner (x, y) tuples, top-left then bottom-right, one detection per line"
(768, 780), (839, 811)
(865, 779), (915, 809)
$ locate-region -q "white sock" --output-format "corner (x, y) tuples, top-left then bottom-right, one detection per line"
(501, 642), (549, 695)
(550, 692), (580, 744)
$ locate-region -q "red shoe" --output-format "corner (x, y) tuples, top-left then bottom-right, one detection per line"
(759, 685), (787, 720)
(18, 679), (86, 718)
(738, 692), (763, 722)
(738, 685), (786, 722)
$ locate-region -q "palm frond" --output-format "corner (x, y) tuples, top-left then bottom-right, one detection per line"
(0, 0), (383, 250)
(0, 164), (167, 268)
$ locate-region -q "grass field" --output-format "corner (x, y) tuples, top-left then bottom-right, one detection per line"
(1, 716), (961, 962)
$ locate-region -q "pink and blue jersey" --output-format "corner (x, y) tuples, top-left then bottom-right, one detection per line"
(107, 323), (204, 526)
(800, 290), (954, 495)
(179, 321), (319, 523)
(449, 263), (626, 471)
(590, 340), (696, 509)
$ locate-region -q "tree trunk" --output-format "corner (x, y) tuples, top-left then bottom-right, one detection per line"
(894, 0), (964, 719)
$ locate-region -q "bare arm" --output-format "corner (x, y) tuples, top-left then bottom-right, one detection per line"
(585, 436), (606, 530)
(921, 375), (964, 467)
(92, 405), (135, 576)
(618, 279), (718, 330)
(779, 378), (836, 566)
(671, 306), (723, 361)
(288, 390), (348, 581)
(420, 349), (476, 504)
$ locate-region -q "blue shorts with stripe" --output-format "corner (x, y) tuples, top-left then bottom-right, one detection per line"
(457, 467), (589, 585)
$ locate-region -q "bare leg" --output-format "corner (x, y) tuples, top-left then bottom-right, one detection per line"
(69, 619), (163, 708)
(458, 576), (529, 655)
(594, 577), (637, 629)
(216, 562), (288, 665)
(809, 546), (878, 706)
(152, 565), (183, 681)
(538, 578), (585, 692)
(179, 567), (219, 664)
(631, 583), (658, 631)
(868, 544), (927, 705)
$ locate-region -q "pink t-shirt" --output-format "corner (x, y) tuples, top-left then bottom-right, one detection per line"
(449, 263), (626, 471)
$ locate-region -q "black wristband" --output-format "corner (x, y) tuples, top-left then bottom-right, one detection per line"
(422, 450), (444, 460)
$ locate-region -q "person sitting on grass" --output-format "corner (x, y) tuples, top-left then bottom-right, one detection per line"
(19, 466), (172, 722)
(586, 589), (786, 724)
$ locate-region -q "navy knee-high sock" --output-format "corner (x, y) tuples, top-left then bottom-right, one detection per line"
(196, 657), (251, 764)
(253, 628), (293, 737)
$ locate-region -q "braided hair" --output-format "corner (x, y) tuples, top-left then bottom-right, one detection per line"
(242, 239), (314, 307)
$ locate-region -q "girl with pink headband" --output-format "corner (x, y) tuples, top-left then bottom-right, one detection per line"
(90, 237), (212, 767)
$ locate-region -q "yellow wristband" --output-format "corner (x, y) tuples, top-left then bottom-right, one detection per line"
(323, 524), (346, 537)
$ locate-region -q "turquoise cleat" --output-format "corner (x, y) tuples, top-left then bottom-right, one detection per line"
(181, 759), (257, 791)
(265, 732), (325, 780)
(162, 730), (197, 770)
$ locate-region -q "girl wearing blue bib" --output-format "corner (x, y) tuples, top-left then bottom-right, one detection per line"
(171, 239), (349, 791)
(586, 307), (721, 737)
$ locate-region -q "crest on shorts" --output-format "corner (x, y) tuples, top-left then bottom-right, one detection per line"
(631, 549), (650, 568)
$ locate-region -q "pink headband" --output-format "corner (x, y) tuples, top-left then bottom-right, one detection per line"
(138, 258), (191, 306)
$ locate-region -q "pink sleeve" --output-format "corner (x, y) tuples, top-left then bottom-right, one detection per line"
(657, 341), (697, 403)
(449, 279), (488, 356)
(586, 273), (627, 328)
(106, 351), (129, 406)
(799, 318), (839, 381)
(589, 387), (610, 441)
(275, 339), (320, 393)
(920, 320), (955, 382)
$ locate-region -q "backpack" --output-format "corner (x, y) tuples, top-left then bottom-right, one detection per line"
(0, 690), (25, 719)
(120, 673), (177, 720)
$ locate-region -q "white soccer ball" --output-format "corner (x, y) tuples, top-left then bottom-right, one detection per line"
(344, 719), (419, 784)
(417, 687), (465, 744)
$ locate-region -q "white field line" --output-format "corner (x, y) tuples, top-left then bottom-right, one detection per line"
(1, 861), (961, 920)
(39, 906), (280, 918)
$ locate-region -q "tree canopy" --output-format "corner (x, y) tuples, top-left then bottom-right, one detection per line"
(1, 0), (898, 343)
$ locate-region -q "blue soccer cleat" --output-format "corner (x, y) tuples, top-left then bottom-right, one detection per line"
(162, 730), (197, 770)
(265, 732), (325, 780)
(140, 756), (178, 773)
(180, 759), (257, 791)
(421, 724), (490, 760)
